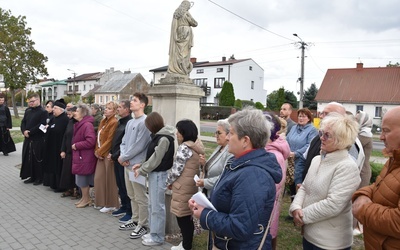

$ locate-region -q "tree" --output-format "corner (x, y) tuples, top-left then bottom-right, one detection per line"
(219, 81), (235, 106)
(0, 8), (48, 117)
(387, 61), (400, 67)
(303, 83), (318, 110)
(234, 99), (243, 109)
(267, 87), (297, 111)
(254, 102), (264, 110)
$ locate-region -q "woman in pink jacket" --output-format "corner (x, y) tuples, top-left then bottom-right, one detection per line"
(264, 112), (290, 250)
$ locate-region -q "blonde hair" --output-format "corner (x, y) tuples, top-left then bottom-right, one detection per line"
(320, 113), (359, 150)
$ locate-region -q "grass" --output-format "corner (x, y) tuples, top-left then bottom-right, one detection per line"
(371, 150), (384, 157)
(12, 116), (22, 128)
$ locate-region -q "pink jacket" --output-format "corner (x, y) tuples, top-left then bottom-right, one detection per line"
(265, 135), (290, 238)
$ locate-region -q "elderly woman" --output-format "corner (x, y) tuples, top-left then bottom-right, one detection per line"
(189, 108), (282, 249)
(196, 119), (233, 198)
(166, 119), (204, 250)
(72, 104), (97, 208)
(264, 113), (290, 250)
(286, 108), (318, 193)
(93, 101), (119, 213)
(289, 113), (361, 250)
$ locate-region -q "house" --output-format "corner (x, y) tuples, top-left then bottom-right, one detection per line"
(149, 56), (267, 106)
(40, 80), (68, 103)
(315, 63), (400, 127)
(94, 71), (150, 105)
(65, 67), (122, 98)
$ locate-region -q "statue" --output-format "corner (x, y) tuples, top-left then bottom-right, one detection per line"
(167, 1), (198, 77)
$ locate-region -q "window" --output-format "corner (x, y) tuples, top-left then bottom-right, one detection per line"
(99, 96), (103, 103)
(83, 85), (86, 91)
(251, 81), (254, 90)
(217, 68), (223, 72)
(249, 66), (253, 71)
(375, 107), (382, 118)
(214, 78), (225, 88)
(356, 105), (363, 112)
(105, 96), (109, 103)
(196, 69), (204, 74)
(193, 78), (208, 87)
(69, 86), (72, 91)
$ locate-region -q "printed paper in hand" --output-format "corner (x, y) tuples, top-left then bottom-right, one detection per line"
(192, 191), (217, 211)
(194, 174), (200, 183)
(39, 124), (47, 133)
(129, 171), (146, 186)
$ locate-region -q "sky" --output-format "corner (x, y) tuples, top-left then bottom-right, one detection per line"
(1, 0), (400, 99)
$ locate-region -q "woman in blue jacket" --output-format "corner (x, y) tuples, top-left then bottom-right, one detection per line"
(189, 108), (282, 249)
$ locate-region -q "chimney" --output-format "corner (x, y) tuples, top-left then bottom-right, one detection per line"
(124, 70), (131, 74)
(190, 57), (197, 63)
(356, 63), (363, 71)
(222, 56), (226, 62)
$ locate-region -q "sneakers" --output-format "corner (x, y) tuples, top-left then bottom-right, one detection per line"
(112, 208), (126, 217)
(99, 207), (116, 213)
(171, 242), (185, 250)
(93, 205), (102, 210)
(142, 233), (151, 240)
(142, 237), (163, 246)
(119, 220), (137, 231)
(130, 225), (147, 239)
(119, 214), (132, 223)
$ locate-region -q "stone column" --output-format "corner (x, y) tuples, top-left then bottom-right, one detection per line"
(149, 74), (204, 234)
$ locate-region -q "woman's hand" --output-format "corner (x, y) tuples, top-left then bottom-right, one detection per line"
(289, 152), (295, 158)
(107, 153), (112, 161)
(196, 179), (204, 187)
(60, 152), (66, 159)
(188, 199), (204, 219)
(72, 144), (76, 151)
(292, 209), (304, 227)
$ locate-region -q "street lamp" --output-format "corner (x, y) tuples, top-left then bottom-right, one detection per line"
(293, 33), (308, 109)
(67, 69), (77, 99)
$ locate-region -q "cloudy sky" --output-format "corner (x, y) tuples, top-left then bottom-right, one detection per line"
(1, 0), (399, 98)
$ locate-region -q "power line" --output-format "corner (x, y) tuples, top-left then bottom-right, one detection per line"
(207, 0), (294, 42)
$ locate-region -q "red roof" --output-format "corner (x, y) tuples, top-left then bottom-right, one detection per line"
(315, 63), (400, 104)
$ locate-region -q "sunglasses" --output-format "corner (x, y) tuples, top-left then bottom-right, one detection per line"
(318, 130), (332, 140)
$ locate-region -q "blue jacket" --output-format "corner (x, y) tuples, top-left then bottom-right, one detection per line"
(200, 148), (282, 250)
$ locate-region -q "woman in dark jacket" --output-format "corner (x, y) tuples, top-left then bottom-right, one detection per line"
(72, 104), (97, 208)
(189, 108), (282, 250)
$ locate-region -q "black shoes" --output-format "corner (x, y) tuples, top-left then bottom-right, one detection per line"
(3, 153), (8, 156)
(23, 178), (35, 184)
(33, 180), (43, 186)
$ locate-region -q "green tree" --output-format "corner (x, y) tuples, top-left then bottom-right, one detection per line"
(267, 87), (297, 110)
(0, 8), (48, 117)
(254, 102), (264, 110)
(219, 81), (235, 106)
(303, 83), (318, 110)
(234, 99), (243, 109)
(386, 61), (400, 67)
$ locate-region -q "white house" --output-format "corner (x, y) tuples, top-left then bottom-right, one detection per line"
(316, 63), (400, 128)
(149, 56), (267, 106)
(40, 80), (68, 103)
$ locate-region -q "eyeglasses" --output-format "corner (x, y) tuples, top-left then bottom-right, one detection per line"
(28, 99), (37, 103)
(319, 130), (332, 140)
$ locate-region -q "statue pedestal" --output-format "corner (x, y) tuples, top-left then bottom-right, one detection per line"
(149, 76), (204, 235)
(149, 77), (204, 131)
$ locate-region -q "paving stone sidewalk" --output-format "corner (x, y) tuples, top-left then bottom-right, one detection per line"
(0, 143), (173, 250)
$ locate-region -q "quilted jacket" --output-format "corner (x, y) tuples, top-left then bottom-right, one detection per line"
(200, 148), (282, 250)
(352, 149), (400, 250)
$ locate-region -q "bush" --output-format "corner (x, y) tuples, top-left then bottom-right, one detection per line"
(200, 106), (236, 120)
(234, 99), (243, 109)
(255, 102), (264, 110)
(241, 100), (255, 107)
(370, 162), (384, 183)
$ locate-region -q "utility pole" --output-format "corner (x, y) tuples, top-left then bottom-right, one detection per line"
(293, 33), (308, 109)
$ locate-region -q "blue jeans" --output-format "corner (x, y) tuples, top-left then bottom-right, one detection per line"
(148, 171), (167, 243)
(303, 237), (351, 250)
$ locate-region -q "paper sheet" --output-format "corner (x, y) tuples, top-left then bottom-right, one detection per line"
(129, 171), (146, 186)
(191, 191), (217, 211)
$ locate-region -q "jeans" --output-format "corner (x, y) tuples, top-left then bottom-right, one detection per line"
(148, 171), (168, 243)
(303, 237), (351, 250)
(113, 160), (131, 214)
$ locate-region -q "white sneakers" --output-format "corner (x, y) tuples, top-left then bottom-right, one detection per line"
(171, 242), (185, 250)
(99, 207), (116, 213)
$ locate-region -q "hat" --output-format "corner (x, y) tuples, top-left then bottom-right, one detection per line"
(54, 100), (66, 109)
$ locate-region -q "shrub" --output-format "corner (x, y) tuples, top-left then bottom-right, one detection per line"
(370, 162), (384, 183)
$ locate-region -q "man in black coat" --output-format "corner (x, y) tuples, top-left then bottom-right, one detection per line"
(107, 100), (133, 223)
(0, 94), (16, 156)
(20, 93), (48, 185)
